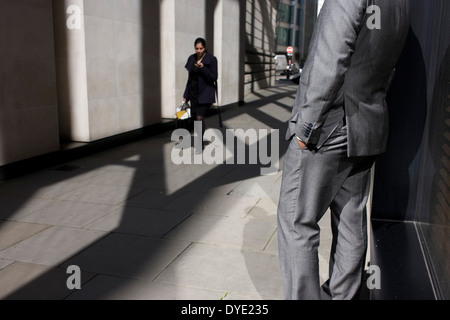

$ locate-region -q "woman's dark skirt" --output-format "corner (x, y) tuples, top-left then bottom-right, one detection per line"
(192, 103), (211, 118)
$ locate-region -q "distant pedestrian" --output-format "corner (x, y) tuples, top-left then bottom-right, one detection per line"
(183, 38), (218, 153)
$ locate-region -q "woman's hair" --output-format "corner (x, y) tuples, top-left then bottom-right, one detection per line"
(194, 38), (207, 48)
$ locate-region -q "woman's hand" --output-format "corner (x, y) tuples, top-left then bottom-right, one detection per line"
(195, 61), (204, 68)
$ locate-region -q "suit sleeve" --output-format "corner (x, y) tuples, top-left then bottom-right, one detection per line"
(292, 0), (367, 145)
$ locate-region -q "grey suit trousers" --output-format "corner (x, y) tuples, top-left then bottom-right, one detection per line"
(277, 122), (376, 300)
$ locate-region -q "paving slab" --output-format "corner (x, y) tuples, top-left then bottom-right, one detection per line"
(219, 165), (277, 183)
(170, 163), (235, 181)
(223, 292), (269, 300)
(84, 206), (191, 237)
(0, 259), (14, 270)
(0, 177), (89, 200)
(318, 211), (332, 284)
(134, 173), (202, 195)
(155, 243), (284, 300)
(17, 200), (116, 228)
(0, 196), (59, 220)
(184, 177), (242, 196)
(66, 274), (225, 300)
(162, 192), (259, 218)
(264, 232), (279, 254)
(22, 167), (107, 185)
(164, 213), (276, 251)
(228, 179), (282, 200)
(247, 198), (279, 223)
(0, 261), (96, 300)
(0, 220), (49, 251)
(0, 226), (107, 266)
(125, 188), (179, 210)
(81, 170), (153, 187)
(61, 233), (191, 281)
(55, 184), (145, 206)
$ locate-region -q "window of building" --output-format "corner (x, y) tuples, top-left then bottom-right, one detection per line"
(277, 27), (291, 46)
(278, 3), (292, 24)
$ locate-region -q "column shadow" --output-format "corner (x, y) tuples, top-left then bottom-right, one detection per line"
(0, 87), (297, 300)
(0, 1), (298, 300)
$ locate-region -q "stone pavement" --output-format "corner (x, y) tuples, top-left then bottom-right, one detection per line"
(0, 82), (335, 300)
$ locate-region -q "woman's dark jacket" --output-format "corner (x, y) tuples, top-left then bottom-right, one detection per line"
(183, 52), (218, 105)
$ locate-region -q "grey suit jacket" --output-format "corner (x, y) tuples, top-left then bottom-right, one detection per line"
(287, 0), (410, 157)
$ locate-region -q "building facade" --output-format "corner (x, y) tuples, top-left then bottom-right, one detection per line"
(275, 0), (318, 66)
(0, 0), (281, 167)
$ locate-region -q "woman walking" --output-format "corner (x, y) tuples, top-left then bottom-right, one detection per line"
(183, 38), (218, 153)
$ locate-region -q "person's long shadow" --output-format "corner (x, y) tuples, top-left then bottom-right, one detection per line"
(369, 27), (432, 300)
(415, 43), (450, 300)
(372, 27), (428, 222)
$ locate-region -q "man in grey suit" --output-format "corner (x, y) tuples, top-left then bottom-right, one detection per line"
(277, 0), (410, 300)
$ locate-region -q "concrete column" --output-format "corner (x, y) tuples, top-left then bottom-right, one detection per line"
(53, 0), (161, 142)
(53, 0), (90, 142)
(244, 0), (278, 96)
(160, 0), (177, 119)
(214, 0), (241, 106)
(0, 0), (60, 165)
(160, 0), (206, 119)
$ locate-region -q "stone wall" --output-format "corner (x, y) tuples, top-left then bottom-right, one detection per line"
(0, 0), (282, 165)
(244, 0), (278, 96)
(0, 0), (60, 165)
(54, 0), (161, 142)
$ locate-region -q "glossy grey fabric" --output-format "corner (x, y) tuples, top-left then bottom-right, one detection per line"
(286, 0), (410, 157)
(278, 0), (410, 300)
